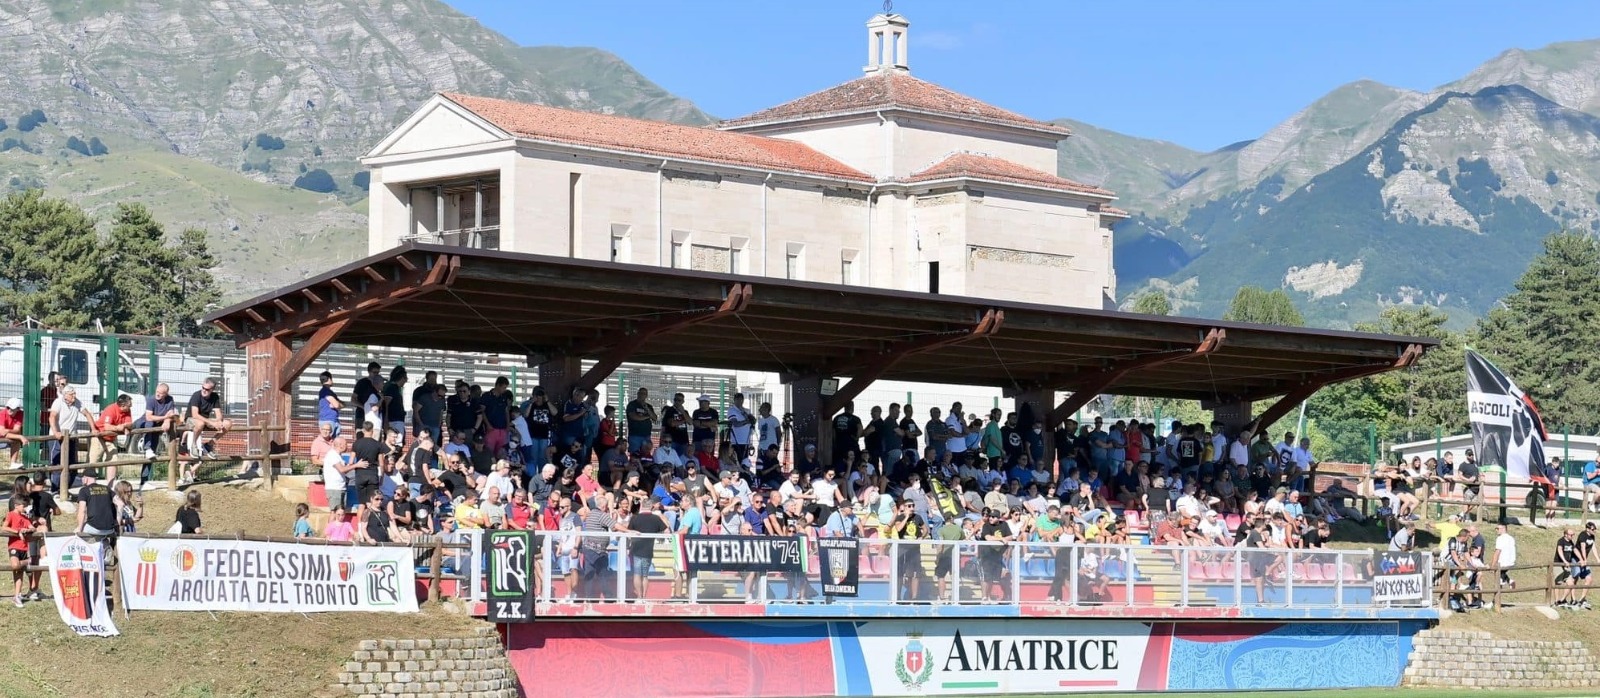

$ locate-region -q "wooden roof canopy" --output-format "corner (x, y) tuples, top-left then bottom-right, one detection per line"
(206, 244), (1436, 407)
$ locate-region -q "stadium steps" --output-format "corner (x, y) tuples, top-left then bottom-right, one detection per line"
(1129, 548), (1219, 607)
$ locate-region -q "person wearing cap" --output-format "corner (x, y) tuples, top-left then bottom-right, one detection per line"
(0, 398), (27, 469)
(689, 395), (718, 450)
(888, 499), (925, 601)
(823, 500), (861, 538)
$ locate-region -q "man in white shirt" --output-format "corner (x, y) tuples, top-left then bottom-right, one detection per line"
(1494, 523), (1517, 589)
(1227, 432), (1251, 470)
(321, 435), (357, 511)
(756, 402), (782, 453)
(1276, 432), (1296, 468)
(1160, 420), (1182, 470)
(1291, 437), (1316, 490)
(726, 393), (755, 463)
(944, 402), (968, 456)
(1175, 485), (1202, 520)
(1210, 421), (1229, 467)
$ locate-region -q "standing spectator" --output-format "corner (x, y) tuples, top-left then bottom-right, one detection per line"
(579, 493), (622, 600)
(352, 363), (382, 424)
(887, 499), (924, 601)
(1494, 523), (1517, 590)
(943, 403), (968, 461)
(479, 377), (514, 459)
(628, 498), (668, 599)
(321, 435), (356, 512)
(316, 371), (343, 438)
(414, 381), (446, 445)
(521, 390), (554, 476)
(293, 503), (314, 539)
(830, 401), (863, 466)
(37, 373), (61, 436)
(380, 368), (410, 445)
(446, 381), (482, 441)
(75, 474), (120, 538)
(348, 429), (390, 505)
(5, 497), (35, 607)
(1576, 522), (1596, 610)
(662, 393), (690, 460)
(726, 393), (754, 465)
(977, 508), (1009, 603)
(596, 405), (619, 464)
(91, 394), (134, 482)
(48, 386), (93, 490)
(1, 398), (28, 469)
(625, 388), (656, 457)
(175, 490), (204, 534)
(757, 402), (783, 457)
(309, 422), (335, 467)
(1555, 528), (1581, 608)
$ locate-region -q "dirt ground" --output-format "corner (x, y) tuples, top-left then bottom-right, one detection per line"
(0, 482), (490, 698)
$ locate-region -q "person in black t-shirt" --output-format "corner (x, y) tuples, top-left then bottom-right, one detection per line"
(74, 477), (117, 537)
(625, 388), (656, 457)
(1177, 426), (1204, 474)
(831, 402), (863, 464)
(661, 394), (690, 458)
(380, 367), (408, 440)
(628, 500), (668, 599)
(349, 432), (391, 505)
(361, 491), (393, 544)
(446, 381), (482, 437)
(899, 407), (921, 457)
(690, 396), (718, 447)
(387, 487), (416, 541)
(175, 490), (204, 534)
(978, 508), (1009, 602)
(183, 379), (232, 470)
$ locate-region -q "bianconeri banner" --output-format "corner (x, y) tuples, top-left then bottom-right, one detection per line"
(1465, 350), (1548, 481)
(117, 536), (418, 613)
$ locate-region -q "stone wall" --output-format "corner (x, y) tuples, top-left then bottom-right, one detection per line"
(1404, 628), (1600, 689)
(328, 626), (520, 698)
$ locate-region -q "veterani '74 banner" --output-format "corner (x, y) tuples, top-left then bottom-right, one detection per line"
(117, 536), (418, 613)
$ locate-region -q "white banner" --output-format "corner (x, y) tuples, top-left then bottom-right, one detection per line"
(117, 536), (418, 613)
(850, 619), (1153, 694)
(47, 536), (119, 637)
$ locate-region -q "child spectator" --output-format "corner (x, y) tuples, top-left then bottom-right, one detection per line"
(293, 503), (313, 539)
(324, 504), (354, 542)
(175, 490), (204, 535)
(4, 497), (34, 607)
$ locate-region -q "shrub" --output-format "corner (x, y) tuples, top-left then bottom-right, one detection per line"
(293, 168), (336, 193)
(254, 133), (285, 151)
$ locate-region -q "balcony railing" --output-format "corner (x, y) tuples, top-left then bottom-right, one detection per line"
(403, 226), (500, 250)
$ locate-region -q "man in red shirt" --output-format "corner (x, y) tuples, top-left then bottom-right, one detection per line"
(91, 395), (135, 482)
(0, 398), (28, 468)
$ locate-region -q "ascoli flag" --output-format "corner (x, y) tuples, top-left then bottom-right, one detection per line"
(1466, 350), (1548, 480)
(48, 536), (119, 637)
(116, 536), (418, 613)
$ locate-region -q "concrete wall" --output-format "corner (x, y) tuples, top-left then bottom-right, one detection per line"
(1403, 628), (1600, 690)
(330, 626), (518, 698)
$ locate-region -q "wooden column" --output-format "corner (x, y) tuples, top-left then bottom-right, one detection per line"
(536, 356), (585, 401)
(787, 375), (827, 464)
(246, 335), (292, 487)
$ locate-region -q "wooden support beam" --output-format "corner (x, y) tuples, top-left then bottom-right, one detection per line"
(271, 298), (294, 314)
(395, 255), (417, 271)
(279, 318), (352, 387)
(563, 283), (754, 393)
(244, 308), (266, 324)
(329, 277), (354, 295)
(1246, 343), (1424, 431)
(245, 335), (293, 488)
(362, 265), (386, 282)
(819, 309), (1005, 417)
(300, 288), (324, 305)
(239, 255), (457, 340)
(1047, 328), (1226, 428)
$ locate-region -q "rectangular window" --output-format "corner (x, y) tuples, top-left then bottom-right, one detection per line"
(568, 173), (582, 258)
(57, 349), (88, 385)
(841, 258), (854, 285)
(785, 253), (800, 280)
(928, 261), (940, 294)
(671, 242), (685, 269)
(729, 247), (742, 274)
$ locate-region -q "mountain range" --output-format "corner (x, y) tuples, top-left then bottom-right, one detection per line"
(1059, 40), (1600, 327)
(0, 0), (1596, 329)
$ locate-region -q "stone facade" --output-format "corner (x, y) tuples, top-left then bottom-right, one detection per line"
(328, 626), (519, 698)
(1403, 628), (1600, 689)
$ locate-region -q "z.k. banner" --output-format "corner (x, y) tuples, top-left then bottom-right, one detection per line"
(117, 536), (418, 613)
(48, 535), (119, 637)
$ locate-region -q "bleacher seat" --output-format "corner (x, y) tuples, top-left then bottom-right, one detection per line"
(1224, 513), (1243, 530)
(1188, 563), (1208, 582)
(1124, 510), (1144, 530)
(1304, 562), (1325, 581)
(1322, 562), (1338, 581)
(1291, 562), (1309, 582)
(1341, 564), (1359, 582)
(1204, 561), (1223, 581)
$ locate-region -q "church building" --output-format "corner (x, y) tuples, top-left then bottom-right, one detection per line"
(362, 11), (1125, 310)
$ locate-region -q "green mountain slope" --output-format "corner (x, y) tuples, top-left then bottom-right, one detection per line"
(0, 0), (709, 297)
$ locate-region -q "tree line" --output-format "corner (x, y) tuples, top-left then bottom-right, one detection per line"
(1125, 231), (1600, 463)
(0, 190), (220, 336)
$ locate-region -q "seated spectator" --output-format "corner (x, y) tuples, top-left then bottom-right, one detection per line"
(483, 459), (517, 501)
(293, 503), (313, 539)
(1213, 469), (1241, 514)
(454, 490), (488, 529)
(0, 398), (28, 469)
(481, 486), (509, 529)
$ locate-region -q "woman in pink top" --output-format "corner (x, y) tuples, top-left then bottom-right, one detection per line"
(576, 464), (601, 500)
(323, 503), (355, 542)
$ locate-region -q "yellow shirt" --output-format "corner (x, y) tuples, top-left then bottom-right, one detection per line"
(454, 503), (484, 529)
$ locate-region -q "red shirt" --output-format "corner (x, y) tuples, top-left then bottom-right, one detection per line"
(0, 408), (22, 434)
(5, 511), (31, 553)
(97, 403), (132, 441)
(598, 418), (617, 448)
(509, 502), (533, 530)
(695, 451), (719, 475)
(37, 387), (55, 429)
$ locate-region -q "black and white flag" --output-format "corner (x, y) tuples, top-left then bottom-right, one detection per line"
(1466, 350), (1547, 480)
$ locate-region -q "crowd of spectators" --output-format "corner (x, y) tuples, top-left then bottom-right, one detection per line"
(303, 363), (1400, 603)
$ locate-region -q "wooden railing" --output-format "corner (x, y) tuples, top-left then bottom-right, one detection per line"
(6, 423), (291, 495)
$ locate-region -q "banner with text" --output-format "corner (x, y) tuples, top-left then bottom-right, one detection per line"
(818, 537), (859, 596)
(488, 531), (536, 623)
(117, 536), (418, 613)
(845, 619), (1155, 694)
(1373, 552), (1425, 603)
(681, 535), (806, 574)
(48, 536), (119, 637)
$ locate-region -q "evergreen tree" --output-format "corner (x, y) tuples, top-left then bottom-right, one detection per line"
(1476, 232), (1600, 431)
(1223, 286), (1304, 326)
(172, 228), (221, 337)
(0, 190), (106, 328)
(1130, 290), (1172, 316)
(105, 203), (183, 333)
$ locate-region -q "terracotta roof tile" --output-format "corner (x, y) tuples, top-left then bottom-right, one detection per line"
(1099, 205), (1131, 219)
(720, 72), (1070, 137)
(441, 93), (872, 182)
(903, 152), (1114, 198)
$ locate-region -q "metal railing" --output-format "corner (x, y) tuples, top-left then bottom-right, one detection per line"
(403, 226), (500, 250)
(517, 532), (1432, 610)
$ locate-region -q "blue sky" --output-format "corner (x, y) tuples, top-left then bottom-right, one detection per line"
(446, 0), (1600, 152)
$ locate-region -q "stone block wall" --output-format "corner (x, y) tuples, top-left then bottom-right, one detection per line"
(329, 626), (520, 698)
(1404, 629), (1600, 689)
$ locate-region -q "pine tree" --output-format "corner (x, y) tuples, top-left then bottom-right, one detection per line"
(1477, 232), (1600, 431)
(1130, 290), (1172, 316)
(105, 203), (182, 333)
(172, 228), (221, 337)
(1223, 286), (1304, 326)
(0, 190), (106, 328)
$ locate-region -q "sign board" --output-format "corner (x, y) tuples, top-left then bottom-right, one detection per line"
(1373, 552), (1425, 602)
(48, 536), (119, 637)
(488, 530), (537, 623)
(818, 537), (859, 596)
(681, 535), (805, 574)
(117, 536), (418, 613)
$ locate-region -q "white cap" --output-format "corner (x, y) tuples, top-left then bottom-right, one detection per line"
(696, 394), (712, 402)
(4, 398), (18, 410)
